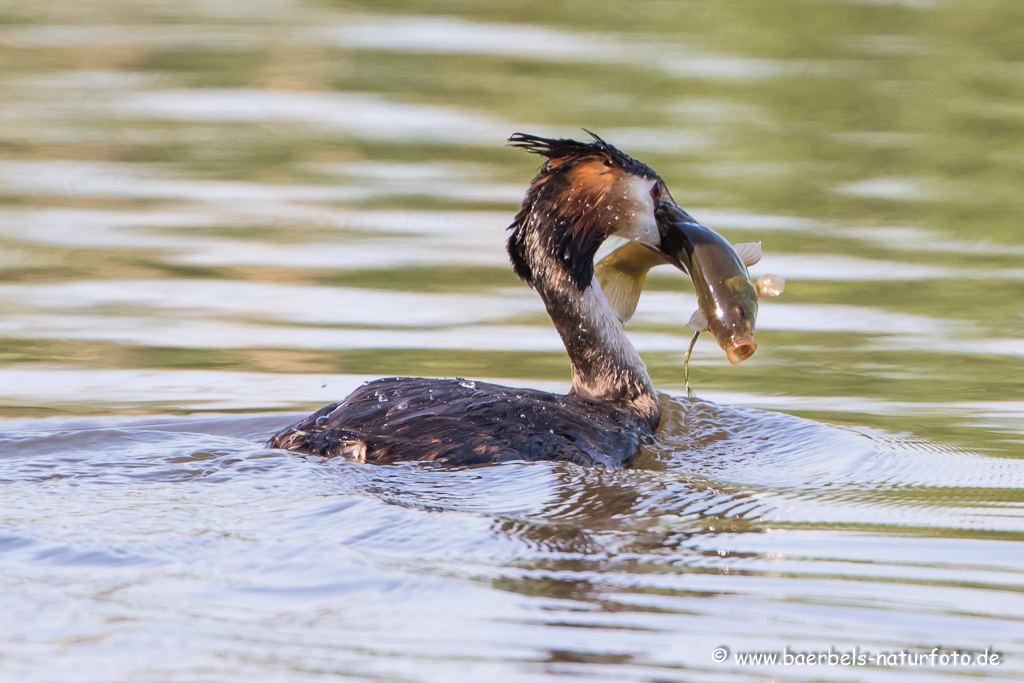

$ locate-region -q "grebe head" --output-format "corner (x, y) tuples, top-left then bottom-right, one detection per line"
(507, 131), (679, 290)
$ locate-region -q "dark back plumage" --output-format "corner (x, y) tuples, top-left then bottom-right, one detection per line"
(270, 378), (651, 467)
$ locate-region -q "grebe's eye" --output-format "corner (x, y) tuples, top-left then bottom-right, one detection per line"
(651, 183), (661, 201)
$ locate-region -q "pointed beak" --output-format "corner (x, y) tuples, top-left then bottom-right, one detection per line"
(654, 200), (707, 271)
(655, 200), (706, 232)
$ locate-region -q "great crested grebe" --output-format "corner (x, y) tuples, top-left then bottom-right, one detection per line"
(269, 132), (693, 467)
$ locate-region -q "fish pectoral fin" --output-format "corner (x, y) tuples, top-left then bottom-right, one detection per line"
(595, 242), (666, 324)
(755, 273), (786, 297)
(733, 241), (762, 267)
(687, 309), (709, 332)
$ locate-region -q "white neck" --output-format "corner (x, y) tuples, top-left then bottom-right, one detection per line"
(533, 270), (660, 426)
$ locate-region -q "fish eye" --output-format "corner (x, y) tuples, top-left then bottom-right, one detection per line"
(651, 183), (661, 201)
(737, 307), (746, 319)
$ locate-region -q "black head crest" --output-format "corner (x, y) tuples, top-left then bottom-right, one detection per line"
(507, 131), (656, 179)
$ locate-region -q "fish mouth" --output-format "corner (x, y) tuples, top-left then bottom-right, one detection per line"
(725, 338), (757, 365)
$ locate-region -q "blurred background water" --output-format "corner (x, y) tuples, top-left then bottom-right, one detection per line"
(1, 0), (1023, 681)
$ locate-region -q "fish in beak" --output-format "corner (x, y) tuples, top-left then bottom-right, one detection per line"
(596, 200), (785, 391)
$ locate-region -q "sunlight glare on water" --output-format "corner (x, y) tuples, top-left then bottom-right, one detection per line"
(1, 0), (1023, 680)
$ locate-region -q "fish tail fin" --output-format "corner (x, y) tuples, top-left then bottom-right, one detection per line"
(595, 242), (667, 324)
(597, 260), (646, 324)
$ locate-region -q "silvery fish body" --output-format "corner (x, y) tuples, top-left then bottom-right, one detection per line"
(595, 203), (784, 365)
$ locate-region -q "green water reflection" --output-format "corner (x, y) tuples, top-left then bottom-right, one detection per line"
(0, 0), (1021, 459)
